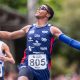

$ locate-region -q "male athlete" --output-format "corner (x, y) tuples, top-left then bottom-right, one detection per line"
(0, 4), (80, 80)
(0, 40), (15, 79)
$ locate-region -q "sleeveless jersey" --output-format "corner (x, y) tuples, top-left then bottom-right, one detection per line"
(0, 41), (5, 63)
(25, 24), (55, 70)
(0, 41), (5, 77)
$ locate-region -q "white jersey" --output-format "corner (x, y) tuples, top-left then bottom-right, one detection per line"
(0, 41), (5, 77)
(0, 41), (5, 56)
(0, 41), (5, 64)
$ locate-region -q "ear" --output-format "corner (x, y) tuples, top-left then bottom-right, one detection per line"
(46, 13), (50, 18)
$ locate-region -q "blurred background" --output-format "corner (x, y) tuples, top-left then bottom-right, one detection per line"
(0, 0), (80, 80)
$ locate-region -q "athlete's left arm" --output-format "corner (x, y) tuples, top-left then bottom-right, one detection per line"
(1, 43), (15, 64)
(50, 26), (80, 50)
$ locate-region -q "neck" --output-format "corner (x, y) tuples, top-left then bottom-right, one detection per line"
(36, 18), (48, 27)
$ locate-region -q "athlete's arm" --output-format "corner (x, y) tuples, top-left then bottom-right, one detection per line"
(50, 26), (80, 50)
(0, 25), (31, 40)
(0, 43), (15, 64)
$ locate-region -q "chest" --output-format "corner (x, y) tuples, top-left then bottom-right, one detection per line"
(27, 27), (51, 42)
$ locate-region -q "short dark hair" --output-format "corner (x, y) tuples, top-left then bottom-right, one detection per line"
(44, 4), (54, 20)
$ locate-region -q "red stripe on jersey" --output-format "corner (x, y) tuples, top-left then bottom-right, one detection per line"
(48, 37), (55, 69)
(21, 49), (27, 63)
(50, 37), (55, 54)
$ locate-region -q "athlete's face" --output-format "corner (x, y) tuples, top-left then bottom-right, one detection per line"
(35, 5), (50, 19)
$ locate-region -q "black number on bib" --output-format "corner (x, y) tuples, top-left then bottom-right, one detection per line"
(41, 59), (45, 66)
(28, 54), (47, 69)
(35, 59), (40, 66)
(30, 59), (34, 66)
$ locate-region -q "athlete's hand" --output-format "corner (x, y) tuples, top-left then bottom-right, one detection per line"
(0, 56), (7, 62)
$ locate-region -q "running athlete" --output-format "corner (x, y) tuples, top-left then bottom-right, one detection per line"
(0, 4), (80, 80)
(0, 40), (15, 79)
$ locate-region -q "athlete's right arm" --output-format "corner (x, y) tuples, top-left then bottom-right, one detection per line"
(1, 43), (15, 64)
(0, 25), (31, 40)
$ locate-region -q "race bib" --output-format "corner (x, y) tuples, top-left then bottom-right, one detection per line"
(0, 62), (3, 77)
(28, 54), (47, 70)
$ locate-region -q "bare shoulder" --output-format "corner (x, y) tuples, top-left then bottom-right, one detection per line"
(50, 26), (62, 37)
(1, 42), (9, 51)
(2, 42), (8, 48)
(50, 26), (60, 34)
(21, 25), (32, 33)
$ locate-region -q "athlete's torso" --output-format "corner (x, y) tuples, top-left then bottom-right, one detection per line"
(0, 41), (5, 77)
(0, 41), (5, 63)
(24, 24), (55, 70)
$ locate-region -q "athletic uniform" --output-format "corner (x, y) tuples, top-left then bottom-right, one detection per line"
(0, 41), (5, 80)
(19, 24), (55, 80)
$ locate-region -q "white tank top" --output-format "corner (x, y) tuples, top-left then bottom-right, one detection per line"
(0, 41), (5, 56)
(0, 41), (5, 65)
